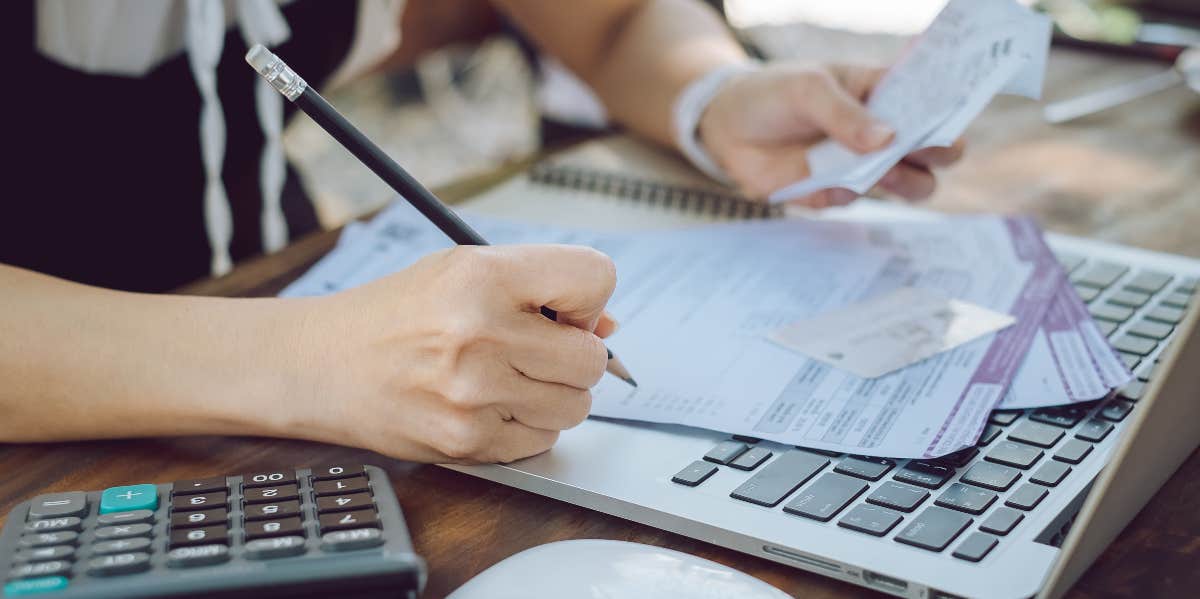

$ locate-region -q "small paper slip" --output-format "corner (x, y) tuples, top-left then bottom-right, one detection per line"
(769, 287), (1016, 379)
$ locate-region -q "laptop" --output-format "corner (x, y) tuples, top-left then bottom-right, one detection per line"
(448, 194), (1200, 598)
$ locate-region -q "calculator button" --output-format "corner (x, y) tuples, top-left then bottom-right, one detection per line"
(321, 528), (384, 552)
(242, 471), (297, 488)
(315, 493), (375, 514)
(243, 500), (301, 521)
(244, 517), (305, 541)
(8, 560), (71, 580)
(244, 536), (307, 560)
(318, 508), (380, 533)
(19, 532), (78, 548)
(96, 510), (155, 526)
(312, 476), (369, 497)
(168, 526), (229, 549)
(94, 523), (153, 540)
(26, 492), (88, 519)
(22, 517), (82, 534)
(171, 492), (227, 512)
(170, 508), (228, 529)
(3, 577), (70, 596)
(166, 544), (230, 568)
(13, 546), (75, 563)
(172, 477), (227, 496)
(243, 484), (300, 504)
(91, 538), (152, 555)
(311, 464), (365, 481)
(86, 552), (151, 577)
(99, 484), (158, 514)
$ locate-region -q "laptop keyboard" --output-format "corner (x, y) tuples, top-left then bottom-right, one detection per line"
(670, 252), (1196, 564)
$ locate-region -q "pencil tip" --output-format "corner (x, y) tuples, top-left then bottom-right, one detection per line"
(606, 352), (638, 388)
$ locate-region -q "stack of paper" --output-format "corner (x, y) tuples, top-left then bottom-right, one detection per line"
(283, 202), (1130, 458)
(769, 0), (1053, 203)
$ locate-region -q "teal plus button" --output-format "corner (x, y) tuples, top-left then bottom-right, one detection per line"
(99, 484), (158, 514)
(4, 577), (69, 596)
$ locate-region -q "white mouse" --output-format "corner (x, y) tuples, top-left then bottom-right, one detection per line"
(446, 539), (792, 599)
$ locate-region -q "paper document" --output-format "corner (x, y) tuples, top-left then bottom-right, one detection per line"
(770, 287), (1016, 379)
(769, 0), (1052, 203)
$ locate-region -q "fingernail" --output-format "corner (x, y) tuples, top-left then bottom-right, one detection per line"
(860, 123), (895, 148)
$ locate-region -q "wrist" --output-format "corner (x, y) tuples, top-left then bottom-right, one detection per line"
(671, 61), (760, 184)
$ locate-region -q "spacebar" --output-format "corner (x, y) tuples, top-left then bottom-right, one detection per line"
(730, 450), (830, 507)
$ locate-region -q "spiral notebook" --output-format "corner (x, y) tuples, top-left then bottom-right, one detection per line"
(461, 135), (782, 228)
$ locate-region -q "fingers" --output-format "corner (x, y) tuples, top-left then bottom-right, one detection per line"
(438, 407), (560, 464)
(489, 421), (559, 464)
(904, 138), (966, 169)
(594, 311), (619, 338)
(495, 244), (618, 332)
(501, 375), (592, 431)
(788, 69), (894, 154)
(506, 310), (609, 389)
(878, 162), (937, 201)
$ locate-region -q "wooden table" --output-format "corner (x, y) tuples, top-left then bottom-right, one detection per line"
(3, 47), (1199, 598)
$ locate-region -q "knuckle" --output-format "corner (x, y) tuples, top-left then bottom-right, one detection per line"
(443, 375), (488, 409)
(437, 412), (490, 461)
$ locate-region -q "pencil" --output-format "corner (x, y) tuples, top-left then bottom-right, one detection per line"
(245, 44), (636, 388)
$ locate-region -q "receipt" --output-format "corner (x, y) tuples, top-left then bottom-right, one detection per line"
(769, 0), (1052, 202)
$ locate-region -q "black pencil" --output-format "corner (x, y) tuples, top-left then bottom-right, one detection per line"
(246, 44), (636, 387)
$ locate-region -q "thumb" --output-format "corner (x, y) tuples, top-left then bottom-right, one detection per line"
(792, 71), (894, 153)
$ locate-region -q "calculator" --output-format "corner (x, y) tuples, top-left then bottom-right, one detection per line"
(0, 464), (425, 598)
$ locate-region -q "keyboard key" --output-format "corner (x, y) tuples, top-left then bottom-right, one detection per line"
(1072, 262), (1128, 289)
(243, 484), (300, 504)
(985, 441), (1043, 469)
(1004, 484), (1048, 511)
(729, 447), (773, 471)
(1073, 285), (1100, 303)
(1055, 252), (1085, 273)
(172, 492), (226, 512)
(979, 507), (1024, 535)
(96, 510), (154, 526)
(244, 500), (302, 521)
(988, 411), (1020, 426)
(172, 477), (227, 496)
(318, 508), (381, 533)
(170, 508), (227, 529)
(1054, 439), (1094, 464)
(166, 544), (230, 568)
(13, 545), (74, 563)
(322, 528), (385, 552)
(169, 526), (228, 549)
(92, 538), (151, 555)
(8, 561), (70, 580)
(3, 577), (70, 595)
(99, 484), (158, 514)
(978, 424), (1003, 447)
(86, 552), (151, 577)
(1120, 381), (1146, 401)
(1106, 290), (1150, 308)
(313, 476), (369, 497)
(1097, 320), (1117, 337)
(1117, 352), (1141, 371)
(1100, 400), (1135, 422)
(1178, 278), (1198, 293)
(671, 461), (718, 487)
(834, 456), (896, 481)
(245, 517), (304, 541)
(242, 471), (297, 488)
(703, 441), (749, 465)
(1112, 335), (1157, 356)
(94, 523), (152, 540)
(893, 461), (955, 489)
(244, 536), (306, 560)
(1145, 305), (1186, 325)
(1089, 304), (1134, 323)
(866, 481), (930, 512)
(1124, 271), (1172, 294)
(838, 504), (904, 537)
(729, 450), (829, 507)
(1030, 406), (1087, 428)
(316, 492), (375, 514)
(933, 447), (979, 468)
(23, 517), (82, 534)
(1076, 418), (1114, 442)
(961, 462), (1021, 492)
(18, 532), (77, 548)
(935, 483), (997, 515)
(894, 507), (973, 552)
(1162, 291), (1192, 309)
(1137, 359), (1161, 382)
(310, 464), (365, 481)
(1031, 461), (1072, 487)
(27, 492), (88, 519)
(1008, 421), (1065, 448)
(731, 435), (762, 444)
(953, 532), (999, 562)
(783, 473), (868, 522)
(1128, 320), (1173, 341)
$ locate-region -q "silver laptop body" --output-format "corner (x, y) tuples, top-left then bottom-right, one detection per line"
(447, 203), (1200, 599)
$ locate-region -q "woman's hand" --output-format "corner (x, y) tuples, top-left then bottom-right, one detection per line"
(698, 62), (966, 206)
(290, 244), (618, 464)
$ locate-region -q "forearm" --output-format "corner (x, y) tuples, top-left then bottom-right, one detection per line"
(497, 0), (748, 148)
(0, 265), (312, 443)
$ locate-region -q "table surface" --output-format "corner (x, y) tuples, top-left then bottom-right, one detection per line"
(3, 47), (1200, 598)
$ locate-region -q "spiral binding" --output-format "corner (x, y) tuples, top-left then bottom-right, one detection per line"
(528, 163), (782, 220)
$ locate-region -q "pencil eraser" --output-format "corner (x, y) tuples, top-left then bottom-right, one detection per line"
(245, 44), (274, 74)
